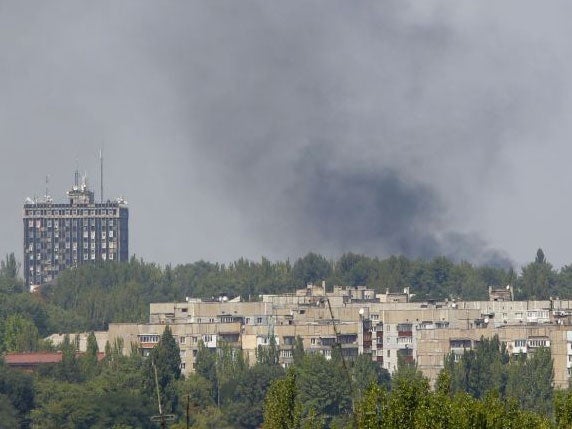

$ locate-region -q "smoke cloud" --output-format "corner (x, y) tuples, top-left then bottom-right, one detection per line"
(2, 2), (572, 267)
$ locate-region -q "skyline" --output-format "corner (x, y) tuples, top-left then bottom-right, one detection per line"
(2, 2), (572, 269)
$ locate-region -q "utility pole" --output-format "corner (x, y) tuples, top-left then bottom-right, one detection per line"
(150, 360), (176, 428)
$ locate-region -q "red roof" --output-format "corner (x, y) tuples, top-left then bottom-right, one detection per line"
(4, 351), (106, 366)
(5, 352), (63, 365)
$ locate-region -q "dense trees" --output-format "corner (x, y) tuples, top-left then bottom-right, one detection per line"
(0, 247), (561, 336)
(1, 249), (572, 426)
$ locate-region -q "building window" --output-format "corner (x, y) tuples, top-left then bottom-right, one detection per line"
(139, 335), (160, 343)
(179, 336), (186, 345)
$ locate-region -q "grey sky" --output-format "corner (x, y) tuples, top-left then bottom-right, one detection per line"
(1, 2), (572, 268)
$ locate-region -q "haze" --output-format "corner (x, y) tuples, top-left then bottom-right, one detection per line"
(1, 2), (571, 268)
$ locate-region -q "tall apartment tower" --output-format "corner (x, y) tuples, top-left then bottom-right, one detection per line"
(23, 173), (128, 288)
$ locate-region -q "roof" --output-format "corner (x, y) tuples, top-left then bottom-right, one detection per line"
(4, 351), (106, 366)
(5, 352), (63, 365)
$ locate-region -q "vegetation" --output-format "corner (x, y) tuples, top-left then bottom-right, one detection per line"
(0, 248), (571, 426)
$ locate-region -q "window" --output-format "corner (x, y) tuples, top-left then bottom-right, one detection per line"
(179, 336), (186, 345)
(139, 335), (160, 343)
(387, 350), (390, 358)
(180, 362), (186, 370)
(256, 317), (263, 324)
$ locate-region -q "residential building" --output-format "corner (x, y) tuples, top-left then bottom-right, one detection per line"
(105, 283), (572, 388)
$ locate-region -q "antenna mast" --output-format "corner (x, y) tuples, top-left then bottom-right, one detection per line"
(99, 149), (103, 203)
(74, 159), (79, 188)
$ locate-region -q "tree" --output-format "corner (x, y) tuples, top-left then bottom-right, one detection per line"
(263, 370), (301, 429)
(144, 325), (181, 415)
(292, 253), (332, 287)
(293, 336), (305, 367)
(256, 334), (279, 367)
(517, 248), (556, 299)
(386, 358), (429, 428)
(80, 331), (100, 379)
(506, 347), (553, 415)
(223, 363), (284, 429)
(445, 335), (508, 399)
(195, 340), (217, 402)
(52, 334), (83, 383)
(296, 353), (351, 422)
(351, 354), (390, 399)
(0, 360), (34, 426)
(0, 253), (23, 294)
(3, 314), (40, 353)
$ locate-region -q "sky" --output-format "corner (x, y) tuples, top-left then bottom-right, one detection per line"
(1, 1), (572, 269)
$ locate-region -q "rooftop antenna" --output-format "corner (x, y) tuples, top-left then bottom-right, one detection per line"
(45, 175), (49, 199)
(74, 159), (79, 188)
(99, 148), (103, 203)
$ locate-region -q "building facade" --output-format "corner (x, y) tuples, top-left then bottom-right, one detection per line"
(23, 175), (128, 287)
(105, 284), (572, 388)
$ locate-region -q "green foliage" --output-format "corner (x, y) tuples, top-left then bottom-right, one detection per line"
(445, 335), (555, 418)
(143, 325), (181, 414)
(3, 313), (40, 352)
(263, 370), (302, 429)
(506, 347), (553, 415)
(516, 248), (557, 300)
(352, 354), (390, 398)
(0, 360), (35, 425)
(293, 253), (332, 287)
(296, 353), (352, 421)
(223, 363), (284, 429)
(293, 336), (305, 367)
(256, 335), (279, 366)
(0, 253), (24, 294)
(445, 335), (509, 399)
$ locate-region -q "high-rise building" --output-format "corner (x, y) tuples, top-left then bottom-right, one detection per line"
(23, 173), (128, 288)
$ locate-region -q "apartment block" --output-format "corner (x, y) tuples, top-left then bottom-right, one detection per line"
(104, 283), (572, 388)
